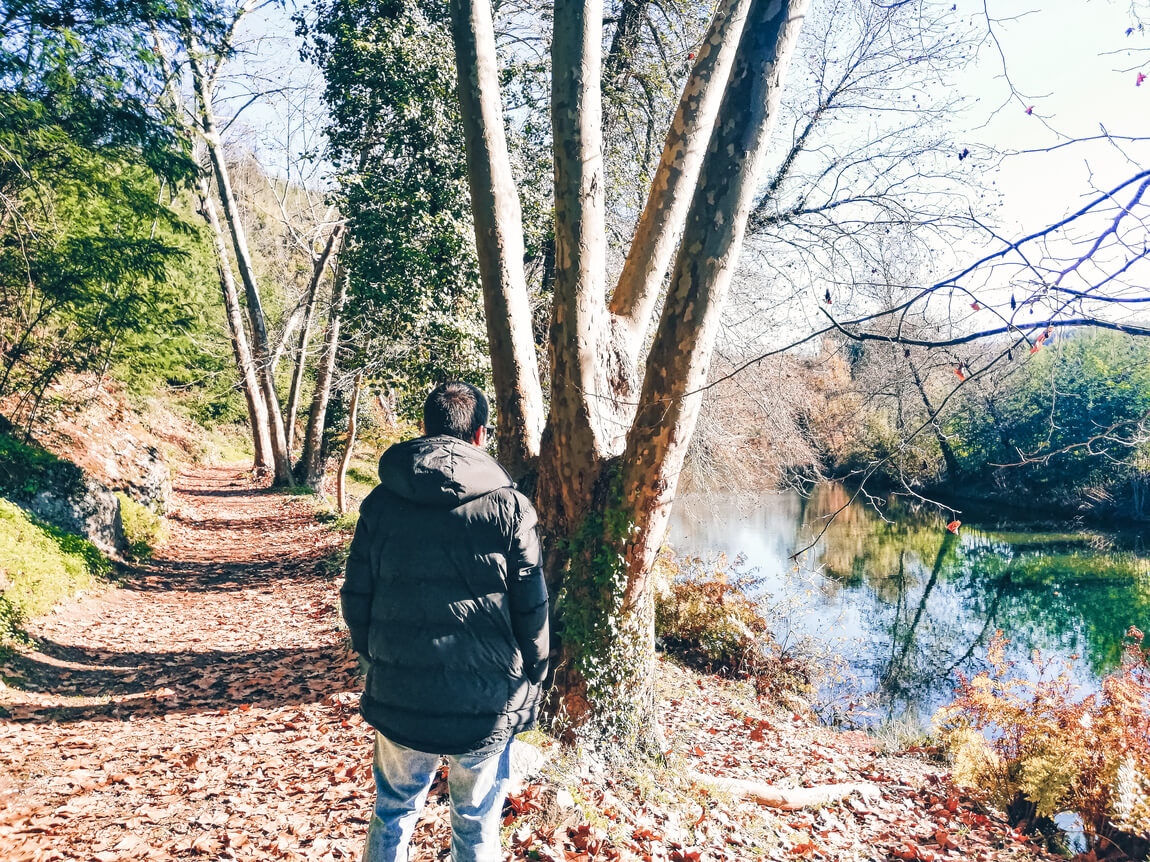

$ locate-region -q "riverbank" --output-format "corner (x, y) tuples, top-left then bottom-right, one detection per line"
(840, 475), (1150, 534)
(493, 658), (1062, 862)
(0, 465), (1065, 862)
(668, 484), (1150, 734)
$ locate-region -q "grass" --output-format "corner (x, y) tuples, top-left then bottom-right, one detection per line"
(199, 423), (255, 466)
(115, 492), (168, 559)
(342, 453), (380, 508)
(0, 497), (111, 643)
(318, 509), (360, 532)
(868, 712), (936, 755)
(270, 483), (322, 497)
(346, 465), (377, 487)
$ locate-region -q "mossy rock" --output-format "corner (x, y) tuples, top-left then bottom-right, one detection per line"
(0, 498), (111, 642)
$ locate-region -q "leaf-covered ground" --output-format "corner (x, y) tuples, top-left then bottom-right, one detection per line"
(0, 467), (1059, 861)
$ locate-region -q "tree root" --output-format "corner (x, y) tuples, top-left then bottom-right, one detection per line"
(689, 771), (882, 810)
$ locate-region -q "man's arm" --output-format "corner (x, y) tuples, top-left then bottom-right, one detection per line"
(341, 500), (376, 659)
(507, 496), (549, 684)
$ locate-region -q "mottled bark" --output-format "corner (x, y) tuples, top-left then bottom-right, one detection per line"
(608, 0), (753, 358)
(287, 225), (343, 453)
(537, 0), (621, 538)
(447, 0), (808, 740)
(448, 0), (544, 481)
(621, 0), (810, 589)
(195, 175), (273, 470)
(336, 370), (363, 515)
(183, 21), (293, 485)
(299, 235), (350, 492)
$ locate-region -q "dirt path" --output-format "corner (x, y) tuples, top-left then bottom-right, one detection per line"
(0, 466), (379, 862)
(0, 466), (1058, 862)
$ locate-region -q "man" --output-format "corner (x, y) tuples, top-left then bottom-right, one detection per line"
(341, 381), (549, 862)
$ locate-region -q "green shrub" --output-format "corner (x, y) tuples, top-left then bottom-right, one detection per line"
(0, 498), (111, 642)
(655, 559), (765, 672)
(115, 492), (167, 558)
(0, 430), (77, 499)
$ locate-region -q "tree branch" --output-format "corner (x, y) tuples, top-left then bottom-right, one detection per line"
(608, 0), (753, 358)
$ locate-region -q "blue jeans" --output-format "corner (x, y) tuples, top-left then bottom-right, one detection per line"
(362, 732), (512, 862)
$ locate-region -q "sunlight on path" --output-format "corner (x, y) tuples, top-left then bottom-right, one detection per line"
(0, 467), (373, 862)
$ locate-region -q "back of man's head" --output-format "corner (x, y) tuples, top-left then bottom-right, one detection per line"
(423, 381), (489, 442)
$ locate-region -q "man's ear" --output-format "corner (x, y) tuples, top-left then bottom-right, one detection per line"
(472, 425), (486, 447)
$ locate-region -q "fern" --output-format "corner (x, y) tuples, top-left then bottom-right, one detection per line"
(936, 628), (1150, 854)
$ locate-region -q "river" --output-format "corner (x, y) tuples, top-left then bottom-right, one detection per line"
(666, 484), (1150, 730)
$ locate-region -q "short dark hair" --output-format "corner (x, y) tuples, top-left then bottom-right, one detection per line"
(423, 382), (489, 441)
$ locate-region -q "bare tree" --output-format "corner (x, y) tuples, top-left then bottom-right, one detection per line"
(285, 224), (343, 452)
(194, 173), (276, 469)
(177, 3), (294, 485)
(336, 369), (364, 514)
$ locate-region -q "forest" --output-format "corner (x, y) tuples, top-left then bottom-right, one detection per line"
(1, 0), (1148, 860)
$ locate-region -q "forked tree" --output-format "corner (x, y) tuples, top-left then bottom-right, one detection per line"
(449, 0), (810, 739)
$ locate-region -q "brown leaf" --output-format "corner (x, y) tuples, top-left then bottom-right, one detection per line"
(189, 833), (221, 855)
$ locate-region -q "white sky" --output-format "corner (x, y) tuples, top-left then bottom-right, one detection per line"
(234, 0), (1149, 218)
(966, 0), (1149, 233)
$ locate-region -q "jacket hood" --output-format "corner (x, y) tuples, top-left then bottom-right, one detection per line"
(378, 435), (513, 507)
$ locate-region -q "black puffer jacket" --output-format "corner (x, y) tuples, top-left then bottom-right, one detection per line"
(341, 435), (548, 755)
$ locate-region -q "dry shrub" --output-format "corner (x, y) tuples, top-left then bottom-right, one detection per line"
(653, 554), (812, 703)
(935, 629), (1150, 859)
(681, 354), (831, 494)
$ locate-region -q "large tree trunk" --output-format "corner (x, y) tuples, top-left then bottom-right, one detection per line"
(548, 0), (811, 739)
(287, 225), (343, 453)
(298, 236), (351, 492)
(536, 0), (619, 540)
(195, 175), (273, 470)
(448, 0), (545, 481)
(449, 0), (808, 742)
(183, 20), (293, 486)
(620, 0), (809, 588)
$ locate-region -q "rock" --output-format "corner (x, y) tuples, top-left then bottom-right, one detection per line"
(16, 380), (173, 515)
(121, 444), (171, 514)
(29, 474), (124, 555)
(86, 436), (170, 514)
(510, 737), (551, 784)
(2, 378), (177, 554)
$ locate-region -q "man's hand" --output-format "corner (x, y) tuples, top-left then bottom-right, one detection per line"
(509, 564), (549, 684)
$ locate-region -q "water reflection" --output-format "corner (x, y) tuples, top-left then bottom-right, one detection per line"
(667, 485), (1150, 727)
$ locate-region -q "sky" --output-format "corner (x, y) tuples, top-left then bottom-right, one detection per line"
(233, 0), (1148, 204)
(966, 0), (1148, 233)
(226, 0), (1149, 329)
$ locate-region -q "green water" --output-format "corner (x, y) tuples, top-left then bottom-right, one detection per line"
(668, 485), (1150, 726)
